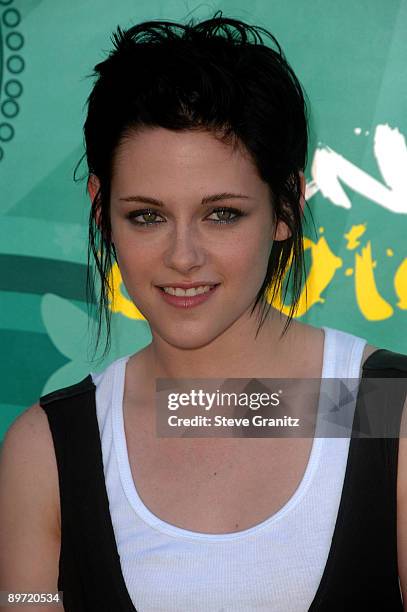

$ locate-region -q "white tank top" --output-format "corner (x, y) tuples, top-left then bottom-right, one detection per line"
(90, 325), (367, 612)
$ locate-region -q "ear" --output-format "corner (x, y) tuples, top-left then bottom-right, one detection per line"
(87, 174), (102, 229)
(273, 172), (306, 241)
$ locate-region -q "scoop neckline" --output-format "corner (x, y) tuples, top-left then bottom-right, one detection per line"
(111, 328), (331, 541)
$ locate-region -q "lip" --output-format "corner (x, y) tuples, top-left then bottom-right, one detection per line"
(156, 284), (220, 308)
(157, 282), (220, 289)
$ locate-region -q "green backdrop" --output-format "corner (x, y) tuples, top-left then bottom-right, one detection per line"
(1, 0), (406, 440)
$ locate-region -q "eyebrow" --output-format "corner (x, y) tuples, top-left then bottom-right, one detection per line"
(118, 192), (252, 207)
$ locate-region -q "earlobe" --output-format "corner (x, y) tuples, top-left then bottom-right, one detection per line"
(87, 174), (100, 204)
(87, 174), (101, 229)
(273, 220), (291, 241)
(273, 171), (306, 241)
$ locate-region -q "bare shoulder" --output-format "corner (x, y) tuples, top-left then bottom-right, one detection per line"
(4, 400), (52, 440)
(0, 401), (61, 583)
(0, 401), (60, 536)
(0, 402), (60, 533)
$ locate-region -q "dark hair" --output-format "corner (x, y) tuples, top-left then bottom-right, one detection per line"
(80, 11), (312, 360)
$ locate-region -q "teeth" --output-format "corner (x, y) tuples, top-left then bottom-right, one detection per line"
(162, 285), (215, 296)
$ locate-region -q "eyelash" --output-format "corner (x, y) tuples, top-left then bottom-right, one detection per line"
(125, 206), (246, 227)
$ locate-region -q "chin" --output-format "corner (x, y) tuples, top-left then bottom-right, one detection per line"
(155, 324), (226, 351)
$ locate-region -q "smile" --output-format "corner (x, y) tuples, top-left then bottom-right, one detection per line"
(156, 284), (220, 308)
(162, 285), (214, 296)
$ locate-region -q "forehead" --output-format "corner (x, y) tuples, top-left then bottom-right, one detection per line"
(110, 127), (266, 196)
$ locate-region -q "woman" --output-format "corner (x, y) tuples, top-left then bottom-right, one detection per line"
(1, 13), (406, 612)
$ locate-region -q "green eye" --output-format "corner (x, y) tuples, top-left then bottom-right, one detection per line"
(209, 209), (235, 222)
(140, 211), (159, 223)
(127, 209), (164, 226)
(207, 207), (244, 224)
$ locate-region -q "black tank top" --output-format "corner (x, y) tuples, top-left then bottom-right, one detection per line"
(40, 348), (407, 611)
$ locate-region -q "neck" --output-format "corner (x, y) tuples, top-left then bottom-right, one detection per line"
(141, 307), (309, 381)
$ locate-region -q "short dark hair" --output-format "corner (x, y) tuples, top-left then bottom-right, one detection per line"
(80, 11), (312, 360)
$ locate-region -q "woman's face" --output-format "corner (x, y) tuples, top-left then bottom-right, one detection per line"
(90, 127), (288, 349)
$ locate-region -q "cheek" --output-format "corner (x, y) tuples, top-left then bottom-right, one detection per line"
(113, 240), (145, 289)
(232, 234), (272, 276)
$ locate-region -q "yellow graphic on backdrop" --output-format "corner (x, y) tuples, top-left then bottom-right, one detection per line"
(344, 223), (367, 250)
(109, 262), (145, 319)
(395, 258), (407, 309)
(269, 235), (342, 316)
(354, 241), (393, 320)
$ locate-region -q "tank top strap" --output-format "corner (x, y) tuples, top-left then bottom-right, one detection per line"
(321, 325), (367, 378)
(40, 375), (137, 612)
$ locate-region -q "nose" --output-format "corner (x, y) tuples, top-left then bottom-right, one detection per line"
(163, 223), (207, 273)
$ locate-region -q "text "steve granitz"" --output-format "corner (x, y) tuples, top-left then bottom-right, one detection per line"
(166, 389), (282, 411)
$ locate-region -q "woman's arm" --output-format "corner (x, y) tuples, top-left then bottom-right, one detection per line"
(398, 397), (407, 610)
(0, 403), (63, 611)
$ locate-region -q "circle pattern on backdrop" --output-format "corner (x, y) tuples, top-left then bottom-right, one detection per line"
(0, 0), (24, 161)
